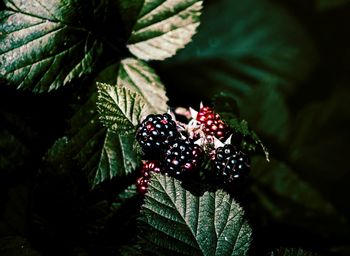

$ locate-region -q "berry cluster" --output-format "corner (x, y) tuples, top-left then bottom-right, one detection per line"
(196, 106), (228, 140)
(214, 144), (250, 184)
(135, 105), (251, 194)
(136, 161), (161, 194)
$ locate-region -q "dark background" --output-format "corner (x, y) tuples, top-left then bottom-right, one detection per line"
(1, 0), (350, 255)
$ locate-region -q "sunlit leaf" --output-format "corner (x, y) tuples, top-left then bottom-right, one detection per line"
(97, 82), (149, 135)
(118, 58), (168, 114)
(128, 0), (203, 60)
(0, 0), (105, 92)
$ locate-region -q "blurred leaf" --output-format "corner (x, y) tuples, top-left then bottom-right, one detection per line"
(251, 156), (349, 238)
(0, 0), (107, 92)
(127, 0), (203, 60)
(213, 94), (269, 161)
(116, 0), (144, 36)
(158, 0), (315, 143)
(86, 186), (138, 237)
(165, 0), (316, 92)
(317, 0), (350, 11)
(97, 83), (148, 135)
(0, 236), (41, 256)
(118, 58), (168, 114)
(139, 173), (252, 256)
(288, 87), (350, 217)
(268, 248), (319, 256)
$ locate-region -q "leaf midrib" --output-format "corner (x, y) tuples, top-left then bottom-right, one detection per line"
(5, 5), (90, 33)
(151, 176), (206, 256)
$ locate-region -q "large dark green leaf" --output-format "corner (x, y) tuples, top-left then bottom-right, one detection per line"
(67, 90), (139, 187)
(0, 0), (106, 92)
(127, 0), (203, 60)
(158, 0), (315, 143)
(116, 0), (144, 36)
(139, 173), (252, 256)
(288, 87), (350, 216)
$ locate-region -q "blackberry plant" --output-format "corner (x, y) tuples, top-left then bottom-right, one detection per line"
(163, 136), (204, 177)
(1, 0), (345, 255)
(136, 161), (161, 194)
(196, 106), (228, 140)
(136, 113), (178, 157)
(214, 144), (250, 184)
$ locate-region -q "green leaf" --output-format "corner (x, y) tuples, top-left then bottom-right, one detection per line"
(93, 130), (139, 186)
(212, 91), (266, 157)
(268, 248), (319, 256)
(96, 82), (149, 135)
(116, 0), (144, 36)
(68, 89), (139, 187)
(118, 58), (168, 114)
(288, 87), (350, 219)
(139, 173), (252, 256)
(157, 0), (315, 143)
(127, 0), (203, 61)
(0, 0), (104, 92)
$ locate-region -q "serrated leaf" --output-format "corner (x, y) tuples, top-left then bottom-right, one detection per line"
(93, 130), (139, 185)
(268, 248), (319, 256)
(0, 0), (104, 92)
(127, 0), (203, 60)
(68, 88), (139, 187)
(139, 173), (252, 256)
(118, 58), (168, 113)
(97, 82), (149, 135)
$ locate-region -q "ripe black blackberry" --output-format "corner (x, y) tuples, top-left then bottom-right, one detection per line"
(163, 137), (203, 177)
(136, 161), (161, 194)
(136, 113), (178, 157)
(196, 106), (227, 140)
(214, 144), (250, 184)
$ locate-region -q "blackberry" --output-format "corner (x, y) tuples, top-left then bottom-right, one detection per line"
(214, 144), (250, 184)
(163, 137), (203, 177)
(136, 113), (178, 157)
(136, 161), (161, 194)
(196, 106), (227, 140)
